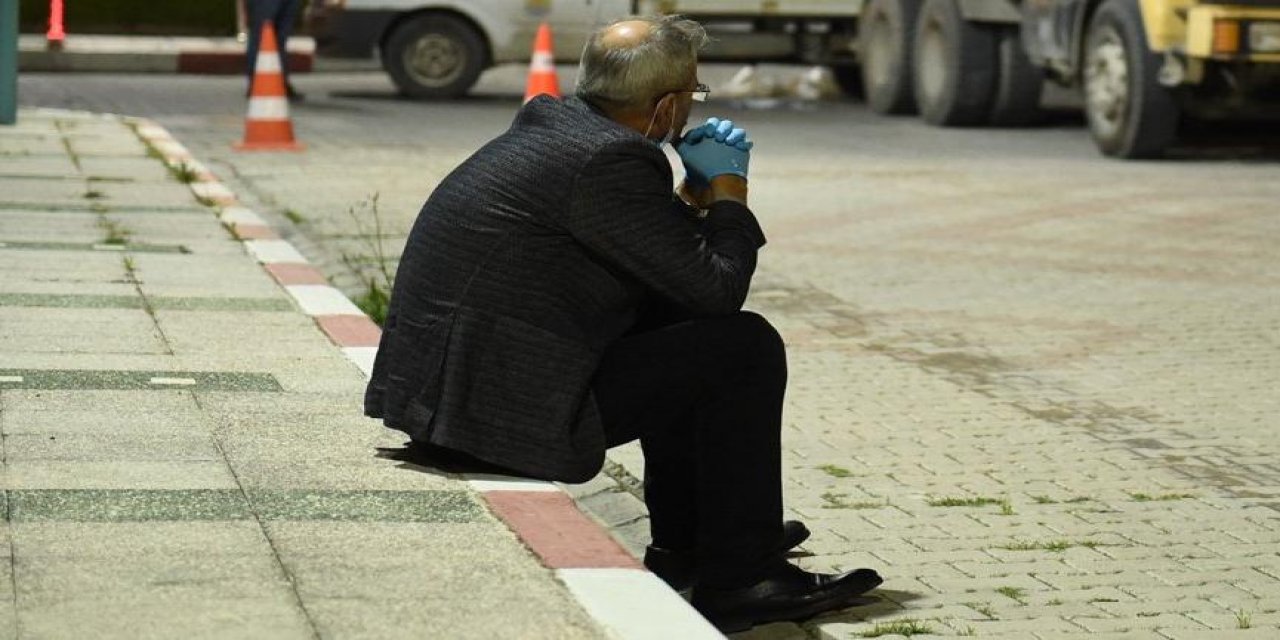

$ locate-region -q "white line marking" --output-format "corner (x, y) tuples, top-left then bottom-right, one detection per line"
(149, 377), (198, 386)
(92, 243), (127, 251)
(243, 239), (307, 264)
(341, 346), (377, 379)
(0, 376), (24, 383)
(190, 182), (235, 202)
(466, 475), (561, 493)
(557, 568), (724, 639)
(218, 206), (267, 226)
(285, 285), (363, 316)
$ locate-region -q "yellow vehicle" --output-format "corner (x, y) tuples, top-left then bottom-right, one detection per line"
(1024, 0), (1280, 157)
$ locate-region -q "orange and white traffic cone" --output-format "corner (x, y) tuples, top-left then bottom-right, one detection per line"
(523, 22), (560, 103)
(236, 22), (303, 151)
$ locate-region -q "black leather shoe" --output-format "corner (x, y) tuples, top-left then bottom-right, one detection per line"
(691, 562), (883, 633)
(644, 520), (812, 591)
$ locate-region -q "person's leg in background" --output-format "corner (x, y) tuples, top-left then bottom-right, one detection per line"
(244, 0), (286, 94)
(275, 0), (304, 98)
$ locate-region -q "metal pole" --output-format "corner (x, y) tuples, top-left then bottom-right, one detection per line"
(1, 0), (18, 125)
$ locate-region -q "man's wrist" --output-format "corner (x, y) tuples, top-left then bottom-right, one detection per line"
(709, 175), (748, 205)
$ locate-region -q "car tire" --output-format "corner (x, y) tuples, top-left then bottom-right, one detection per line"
(912, 0), (998, 126)
(860, 0), (921, 114)
(1083, 0), (1179, 158)
(383, 14), (486, 99)
(988, 26), (1044, 126)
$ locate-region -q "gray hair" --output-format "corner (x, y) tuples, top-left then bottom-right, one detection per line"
(575, 15), (708, 110)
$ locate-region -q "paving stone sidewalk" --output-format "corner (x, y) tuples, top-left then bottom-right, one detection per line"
(152, 94), (1280, 640)
(0, 109), (609, 639)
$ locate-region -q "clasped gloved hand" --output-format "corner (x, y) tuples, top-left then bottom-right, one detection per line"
(677, 117), (752, 183)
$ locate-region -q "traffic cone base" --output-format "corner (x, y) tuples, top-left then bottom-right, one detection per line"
(238, 22), (303, 152)
(524, 22), (561, 103)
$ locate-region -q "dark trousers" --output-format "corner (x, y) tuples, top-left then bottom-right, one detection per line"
(246, 0), (302, 87)
(593, 311), (787, 588)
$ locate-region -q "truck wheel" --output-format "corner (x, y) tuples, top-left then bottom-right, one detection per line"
(912, 0), (998, 126)
(832, 64), (864, 98)
(1083, 0), (1179, 158)
(988, 26), (1044, 126)
(860, 0), (921, 114)
(383, 14), (486, 99)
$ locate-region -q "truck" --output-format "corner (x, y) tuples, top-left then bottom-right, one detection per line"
(306, 0), (1280, 158)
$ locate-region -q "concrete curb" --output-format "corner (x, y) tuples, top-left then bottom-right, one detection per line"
(19, 34), (313, 74)
(127, 118), (724, 640)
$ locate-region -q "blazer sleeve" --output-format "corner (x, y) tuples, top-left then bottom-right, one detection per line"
(560, 144), (766, 317)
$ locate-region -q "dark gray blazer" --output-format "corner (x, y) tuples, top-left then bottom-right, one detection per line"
(364, 96), (766, 482)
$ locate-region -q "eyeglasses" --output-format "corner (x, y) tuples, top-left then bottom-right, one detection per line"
(673, 83), (711, 102)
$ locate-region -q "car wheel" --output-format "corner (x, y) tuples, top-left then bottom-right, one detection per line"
(1083, 0), (1179, 158)
(383, 14), (486, 99)
(912, 0), (998, 126)
(860, 0), (921, 114)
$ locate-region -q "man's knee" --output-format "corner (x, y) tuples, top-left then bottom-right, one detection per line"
(724, 311), (787, 373)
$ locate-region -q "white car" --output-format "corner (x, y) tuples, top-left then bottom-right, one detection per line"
(306, 0), (640, 98)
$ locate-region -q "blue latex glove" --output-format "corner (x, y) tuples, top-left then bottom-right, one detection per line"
(677, 117), (752, 182)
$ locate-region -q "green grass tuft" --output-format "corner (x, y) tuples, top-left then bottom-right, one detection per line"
(817, 464), (853, 478)
(995, 586), (1027, 603)
(998, 539), (1101, 552)
(859, 619), (933, 637)
(1128, 492), (1195, 502)
(927, 496), (1004, 508)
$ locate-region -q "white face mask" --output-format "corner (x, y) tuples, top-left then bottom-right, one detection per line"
(643, 95), (677, 147)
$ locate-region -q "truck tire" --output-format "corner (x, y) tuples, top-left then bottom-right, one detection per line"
(912, 0), (998, 126)
(383, 14), (486, 99)
(1083, 0), (1179, 158)
(860, 0), (921, 114)
(988, 26), (1044, 126)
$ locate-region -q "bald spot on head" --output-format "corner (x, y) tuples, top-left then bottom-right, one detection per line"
(599, 20), (654, 50)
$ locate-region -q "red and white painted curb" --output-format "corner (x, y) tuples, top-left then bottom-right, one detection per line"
(128, 118), (724, 640)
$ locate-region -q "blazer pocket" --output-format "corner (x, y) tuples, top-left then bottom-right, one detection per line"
(468, 315), (595, 436)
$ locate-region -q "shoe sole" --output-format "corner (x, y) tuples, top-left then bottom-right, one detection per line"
(705, 572), (884, 633)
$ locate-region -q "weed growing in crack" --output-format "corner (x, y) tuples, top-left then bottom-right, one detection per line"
(927, 496), (1008, 510)
(859, 619), (933, 637)
(1128, 492), (1195, 502)
(341, 193), (397, 325)
(995, 586), (1027, 604)
(998, 539), (1102, 552)
(963, 602), (996, 619)
(97, 218), (131, 245)
(817, 464), (852, 478)
(169, 162), (199, 184)
(820, 492), (885, 509)
(1236, 610), (1252, 629)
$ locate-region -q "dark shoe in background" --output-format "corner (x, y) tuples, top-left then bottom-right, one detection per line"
(644, 520), (812, 591)
(691, 561), (883, 633)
